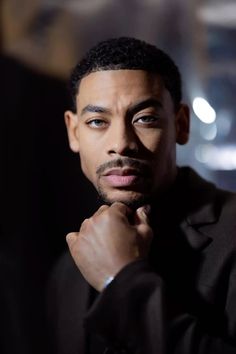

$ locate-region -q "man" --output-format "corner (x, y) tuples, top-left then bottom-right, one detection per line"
(48, 37), (236, 354)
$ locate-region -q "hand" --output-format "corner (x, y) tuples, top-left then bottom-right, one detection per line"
(66, 202), (153, 292)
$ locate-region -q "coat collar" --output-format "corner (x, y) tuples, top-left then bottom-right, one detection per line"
(178, 167), (220, 250)
(151, 167), (221, 251)
(180, 218), (213, 251)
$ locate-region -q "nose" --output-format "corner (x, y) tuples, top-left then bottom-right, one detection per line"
(107, 122), (138, 156)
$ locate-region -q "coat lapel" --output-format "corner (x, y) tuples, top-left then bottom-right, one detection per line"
(178, 168), (220, 251)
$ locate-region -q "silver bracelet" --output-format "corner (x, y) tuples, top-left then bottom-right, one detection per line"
(103, 276), (114, 289)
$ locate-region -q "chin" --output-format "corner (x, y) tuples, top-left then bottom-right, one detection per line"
(97, 188), (151, 210)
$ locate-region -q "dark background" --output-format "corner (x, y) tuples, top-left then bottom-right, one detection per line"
(1, 56), (98, 353)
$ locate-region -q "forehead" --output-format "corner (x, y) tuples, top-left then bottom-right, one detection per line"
(76, 70), (168, 104)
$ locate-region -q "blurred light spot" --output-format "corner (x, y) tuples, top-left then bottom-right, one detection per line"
(198, 3), (236, 28)
(195, 144), (236, 170)
(192, 97), (216, 124)
(200, 123), (217, 141)
(216, 110), (232, 138)
(195, 144), (210, 163)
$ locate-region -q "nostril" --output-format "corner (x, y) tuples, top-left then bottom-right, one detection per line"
(108, 144), (138, 156)
(107, 126), (139, 155)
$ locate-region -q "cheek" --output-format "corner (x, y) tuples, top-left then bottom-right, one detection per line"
(79, 146), (99, 183)
(77, 127), (106, 184)
(140, 130), (163, 153)
(141, 127), (176, 162)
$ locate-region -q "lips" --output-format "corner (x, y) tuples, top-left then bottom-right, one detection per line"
(102, 168), (144, 188)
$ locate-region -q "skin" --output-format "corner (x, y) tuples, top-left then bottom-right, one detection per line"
(65, 70), (190, 291)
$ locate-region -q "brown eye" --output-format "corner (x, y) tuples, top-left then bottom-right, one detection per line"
(134, 115), (159, 125)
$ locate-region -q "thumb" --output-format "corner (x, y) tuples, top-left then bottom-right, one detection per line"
(135, 205), (151, 225)
(135, 206), (153, 258)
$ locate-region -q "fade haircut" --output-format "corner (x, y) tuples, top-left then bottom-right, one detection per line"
(70, 37), (182, 111)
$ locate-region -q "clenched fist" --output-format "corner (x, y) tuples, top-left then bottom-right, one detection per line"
(66, 202), (153, 292)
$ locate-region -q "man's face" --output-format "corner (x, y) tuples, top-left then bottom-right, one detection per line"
(65, 70), (189, 208)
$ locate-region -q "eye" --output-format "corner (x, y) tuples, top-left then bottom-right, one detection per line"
(86, 118), (108, 128)
(134, 115), (159, 125)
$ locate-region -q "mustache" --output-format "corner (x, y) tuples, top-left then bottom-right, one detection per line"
(96, 158), (152, 176)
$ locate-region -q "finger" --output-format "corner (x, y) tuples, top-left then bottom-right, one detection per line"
(135, 205), (151, 225)
(66, 232), (78, 248)
(80, 218), (89, 232)
(137, 223), (153, 240)
(135, 205), (153, 241)
(110, 201), (133, 217)
(93, 204), (109, 217)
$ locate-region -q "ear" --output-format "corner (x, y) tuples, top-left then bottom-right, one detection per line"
(175, 104), (190, 145)
(64, 110), (80, 152)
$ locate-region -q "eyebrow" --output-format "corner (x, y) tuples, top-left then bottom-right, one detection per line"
(127, 98), (163, 116)
(80, 98), (163, 117)
(81, 104), (111, 116)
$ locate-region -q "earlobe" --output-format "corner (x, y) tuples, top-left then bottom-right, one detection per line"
(64, 110), (80, 152)
(175, 104), (190, 145)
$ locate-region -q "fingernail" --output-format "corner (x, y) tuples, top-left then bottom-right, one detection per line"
(142, 205), (151, 215)
(137, 205), (150, 222)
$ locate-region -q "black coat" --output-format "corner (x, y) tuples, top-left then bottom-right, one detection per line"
(47, 167), (236, 353)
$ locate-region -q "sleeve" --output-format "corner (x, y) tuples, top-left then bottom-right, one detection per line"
(84, 260), (236, 354)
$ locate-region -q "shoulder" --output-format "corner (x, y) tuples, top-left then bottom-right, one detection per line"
(218, 188), (236, 220)
(179, 167), (236, 248)
(180, 166), (236, 223)
(213, 188), (236, 240)
(196, 184), (236, 259)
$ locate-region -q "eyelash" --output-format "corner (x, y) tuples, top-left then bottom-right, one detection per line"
(86, 119), (107, 128)
(86, 115), (159, 128)
(134, 115), (159, 124)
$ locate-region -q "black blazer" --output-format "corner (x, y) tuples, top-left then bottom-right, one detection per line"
(47, 168), (236, 354)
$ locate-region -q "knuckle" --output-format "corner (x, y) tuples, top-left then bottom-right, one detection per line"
(111, 202), (127, 216)
(99, 204), (109, 210)
(80, 218), (89, 231)
(96, 205), (109, 215)
(139, 225), (153, 239)
(111, 201), (124, 209)
(145, 225), (153, 236)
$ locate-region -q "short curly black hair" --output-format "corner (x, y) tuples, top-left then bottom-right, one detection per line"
(70, 37), (182, 111)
